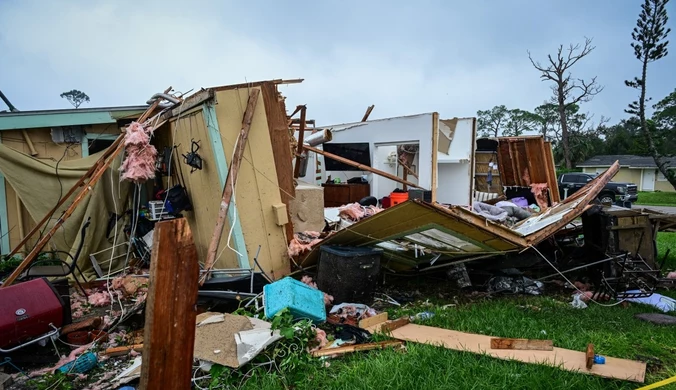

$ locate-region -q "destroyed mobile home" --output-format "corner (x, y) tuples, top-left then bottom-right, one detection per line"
(0, 79), (674, 389)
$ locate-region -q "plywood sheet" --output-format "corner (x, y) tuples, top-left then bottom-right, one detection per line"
(214, 88), (290, 279)
(389, 324), (645, 383)
(170, 111), (238, 269)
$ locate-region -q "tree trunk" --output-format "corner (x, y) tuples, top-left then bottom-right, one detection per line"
(638, 53), (676, 190)
(556, 86), (572, 169)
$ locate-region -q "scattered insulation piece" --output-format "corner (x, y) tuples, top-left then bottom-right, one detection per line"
(120, 121), (157, 183)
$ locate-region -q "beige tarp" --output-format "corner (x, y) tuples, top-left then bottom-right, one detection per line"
(0, 143), (130, 280)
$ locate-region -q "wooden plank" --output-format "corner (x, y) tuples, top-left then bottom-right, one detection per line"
(379, 317), (411, 334)
(361, 105), (375, 122)
(431, 112), (439, 203)
(61, 317), (102, 335)
(103, 344), (144, 357)
(211, 79), (304, 92)
(358, 312), (388, 329)
(201, 89), (260, 283)
(261, 82), (295, 244)
(544, 141), (561, 202)
(304, 145), (423, 189)
(139, 218), (199, 390)
(388, 324), (645, 383)
(490, 338), (554, 351)
(293, 105), (307, 179)
(311, 340), (403, 357)
(161, 88), (214, 121)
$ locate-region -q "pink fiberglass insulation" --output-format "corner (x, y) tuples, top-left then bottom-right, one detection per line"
(29, 344), (92, 377)
(120, 121), (157, 183)
(88, 291), (112, 307)
(338, 203), (383, 222)
(530, 183), (549, 210)
(288, 231), (323, 258)
(667, 271), (676, 279)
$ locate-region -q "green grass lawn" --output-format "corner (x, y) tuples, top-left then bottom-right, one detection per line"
(635, 191), (676, 207)
(658, 232), (676, 271)
(239, 293), (676, 390)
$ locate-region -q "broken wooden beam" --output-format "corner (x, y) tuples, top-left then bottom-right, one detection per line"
(358, 312), (388, 329)
(201, 88), (260, 284)
(311, 340), (404, 357)
(293, 105), (307, 179)
(21, 130), (38, 156)
(103, 344), (144, 357)
(361, 105), (375, 122)
(380, 317), (410, 334)
(61, 317), (102, 336)
(490, 338), (554, 351)
(139, 218), (199, 390)
(303, 145), (423, 189)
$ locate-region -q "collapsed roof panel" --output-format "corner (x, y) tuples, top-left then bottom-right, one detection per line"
(299, 162), (619, 271)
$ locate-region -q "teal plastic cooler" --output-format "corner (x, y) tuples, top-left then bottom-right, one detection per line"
(263, 277), (326, 323)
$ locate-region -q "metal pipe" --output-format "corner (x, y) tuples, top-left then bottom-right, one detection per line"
(303, 129), (332, 147)
(146, 93), (180, 105)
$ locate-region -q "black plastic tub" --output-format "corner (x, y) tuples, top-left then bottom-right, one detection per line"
(317, 246), (383, 305)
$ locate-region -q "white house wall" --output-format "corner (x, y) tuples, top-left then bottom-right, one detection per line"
(438, 118), (475, 205)
(299, 113), (435, 195)
(297, 114), (476, 205)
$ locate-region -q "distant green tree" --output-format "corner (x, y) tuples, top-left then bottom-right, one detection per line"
(477, 105), (509, 137)
(503, 109), (538, 137)
(625, 0), (675, 189)
(533, 103), (559, 141)
(60, 90), (90, 109)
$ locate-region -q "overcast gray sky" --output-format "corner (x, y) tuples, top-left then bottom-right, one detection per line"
(1, 0), (675, 125)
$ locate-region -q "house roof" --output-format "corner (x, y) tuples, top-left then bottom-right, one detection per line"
(0, 105), (149, 131)
(578, 155), (676, 169)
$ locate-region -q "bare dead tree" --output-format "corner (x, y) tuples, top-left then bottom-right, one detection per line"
(528, 37), (604, 168)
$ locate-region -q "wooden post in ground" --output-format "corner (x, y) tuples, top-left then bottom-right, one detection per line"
(201, 88), (260, 284)
(139, 218), (199, 390)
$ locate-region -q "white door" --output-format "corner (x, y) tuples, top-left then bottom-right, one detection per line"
(642, 169), (656, 191)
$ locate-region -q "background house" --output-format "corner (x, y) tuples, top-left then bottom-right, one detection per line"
(578, 155), (675, 192)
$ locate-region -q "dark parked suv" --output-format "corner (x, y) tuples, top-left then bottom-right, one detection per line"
(558, 173), (638, 204)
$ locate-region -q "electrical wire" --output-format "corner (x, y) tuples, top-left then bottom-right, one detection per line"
(530, 245), (627, 307)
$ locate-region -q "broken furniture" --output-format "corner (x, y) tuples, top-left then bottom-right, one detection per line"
(322, 182), (371, 208)
(19, 218), (92, 296)
(0, 278), (70, 353)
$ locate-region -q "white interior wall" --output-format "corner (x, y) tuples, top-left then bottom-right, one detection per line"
(297, 114), (476, 204)
(304, 114), (435, 197)
(437, 118), (475, 205)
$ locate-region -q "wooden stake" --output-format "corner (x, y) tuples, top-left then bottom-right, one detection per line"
(201, 89), (260, 284)
(1, 87), (172, 287)
(586, 343), (595, 370)
(139, 218), (199, 390)
(490, 338), (554, 351)
(303, 145), (424, 189)
(361, 105), (375, 122)
(293, 105), (307, 179)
